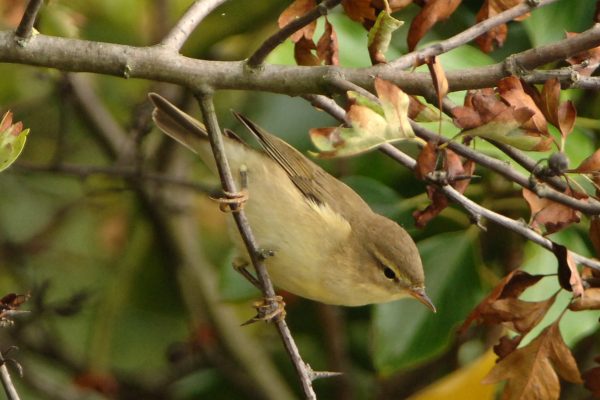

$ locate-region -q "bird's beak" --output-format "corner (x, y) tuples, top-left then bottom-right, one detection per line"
(409, 287), (436, 313)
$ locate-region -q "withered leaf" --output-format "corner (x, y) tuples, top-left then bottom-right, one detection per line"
(294, 37), (320, 66)
(310, 78), (414, 158)
(413, 149), (475, 228)
(341, 0), (377, 24)
(278, 0), (317, 43)
(573, 148), (600, 174)
(493, 335), (523, 360)
(589, 216), (600, 259)
(488, 294), (557, 334)
(552, 243), (584, 297)
(408, 95), (441, 122)
(483, 321), (583, 400)
(566, 32), (600, 76)
(583, 363), (600, 397)
(426, 56), (449, 104)
(316, 18), (339, 66)
(0, 111), (30, 172)
(367, 10), (404, 64)
(539, 78), (576, 140)
(522, 188), (582, 234)
(459, 270), (544, 334)
(498, 76), (547, 135)
(415, 141), (438, 180)
(475, 0), (525, 53)
(569, 287), (600, 311)
(407, 0), (462, 52)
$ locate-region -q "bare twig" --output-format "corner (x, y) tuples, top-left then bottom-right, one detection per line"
(246, 0), (342, 67)
(389, 0), (559, 69)
(15, 0), (43, 40)
(196, 92), (317, 399)
(13, 162), (215, 195)
(160, 0), (229, 51)
(0, 350), (20, 400)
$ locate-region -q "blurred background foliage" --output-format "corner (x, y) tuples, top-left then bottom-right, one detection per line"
(0, 0), (598, 399)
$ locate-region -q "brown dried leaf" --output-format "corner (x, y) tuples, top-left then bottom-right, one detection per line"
(426, 56), (449, 103)
(413, 185), (448, 228)
(459, 270), (544, 334)
(573, 148), (600, 174)
(475, 0), (525, 53)
(569, 288), (600, 311)
(552, 242), (585, 297)
(342, 0), (377, 23)
(407, 0), (462, 51)
(408, 95), (440, 122)
(316, 18), (339, 66)
(540, 78), (577, 139)
(489, 295), (557, 334)
(589, 216), (600, 259)
(522, 188), (581, 234)
(498, 76), (547, 135)
(294, 37), (320, 66)
(278, 0), (317, 43)
(566, 32), (600, 76)
(415, 141), (437, 180)
(583, 364), (600, 397)
(493, 335), (523, 360)
(483, 321), (583, 400)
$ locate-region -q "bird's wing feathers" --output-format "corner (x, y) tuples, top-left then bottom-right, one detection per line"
(233, 112), (330, 205)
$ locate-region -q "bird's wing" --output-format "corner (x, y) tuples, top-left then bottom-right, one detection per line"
(233, 112), (330, 205)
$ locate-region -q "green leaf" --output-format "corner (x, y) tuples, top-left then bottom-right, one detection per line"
(368, 11), (404, 64)
(372, 230), (482, 373)
(0, 111), (29, 172)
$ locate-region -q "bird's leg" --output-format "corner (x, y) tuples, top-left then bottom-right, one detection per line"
(211, 165), (249, 212)
(241, 295), (286, 326)
(232, 248), (275, 290)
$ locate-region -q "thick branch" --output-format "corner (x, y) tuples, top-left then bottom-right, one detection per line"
(247, 0), (342, 67)
(160, 0), (229, 51)
(0, 25), (599, 96)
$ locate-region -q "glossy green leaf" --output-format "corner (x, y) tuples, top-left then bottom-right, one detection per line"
(372, 230), (483, 374)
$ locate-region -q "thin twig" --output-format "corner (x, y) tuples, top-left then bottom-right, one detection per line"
(389, 0), (559, 69)
(0, 351), (20, 400)
(160, 0), (229, 51)
(246, 0), (342, 67)
(15, 0), (43, 40)
(196, 92), (317, 399)
(13, 162), (216, 194)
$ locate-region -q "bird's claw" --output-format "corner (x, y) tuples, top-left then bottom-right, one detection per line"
(242, 295), (286, 326)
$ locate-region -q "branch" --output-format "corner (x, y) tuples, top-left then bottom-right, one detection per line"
(0, 351), (20, 400)
(160, 0), (229, 51)
(389, 0), (559, 69)
(246, 0), (342, 67)
(1, 24), (598, 96)
(195, 92), (317, 399)
(15, 0), (43, 40)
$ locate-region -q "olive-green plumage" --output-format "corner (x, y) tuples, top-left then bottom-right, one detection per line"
(149, 93), (434, 310)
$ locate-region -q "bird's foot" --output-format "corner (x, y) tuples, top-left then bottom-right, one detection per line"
(211, 188), (249, 212)
(242, 295), (286, 326)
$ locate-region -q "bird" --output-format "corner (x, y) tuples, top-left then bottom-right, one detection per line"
(149, 93), (434, 311)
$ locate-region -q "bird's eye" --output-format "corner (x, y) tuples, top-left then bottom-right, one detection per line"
(383, 267), (396, 280)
